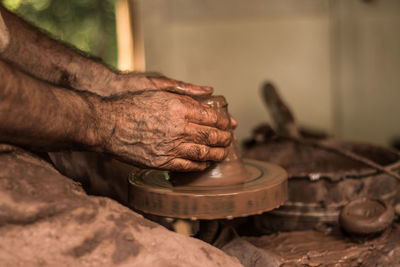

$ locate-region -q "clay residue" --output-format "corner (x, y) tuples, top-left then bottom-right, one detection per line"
(112, 231), (141, 264)
(68, 230), (106, 258)
(200, 247), (213, 261)
(0, 151), (87, 205)
(73, 210), (98, 225)
(241, 225), (400, 266)
(244, 139), (400, 181)
(171, 96), (247, 187)
(0, 145), (243, 267)
(222, 238), (282, 267)
(107, 211), (158, 233)
(129, 160), (287, 219)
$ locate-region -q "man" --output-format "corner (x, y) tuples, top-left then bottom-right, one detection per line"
(0, 5), (242, 267)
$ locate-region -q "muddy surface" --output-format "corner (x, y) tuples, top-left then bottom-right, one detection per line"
(224, 224), (400, 267)
(171, 142), (250, 187)
(0, 144), (242, 267)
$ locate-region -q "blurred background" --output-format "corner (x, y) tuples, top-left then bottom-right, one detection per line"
(3, 0), (400, 147)
(2, 0), (118, 66)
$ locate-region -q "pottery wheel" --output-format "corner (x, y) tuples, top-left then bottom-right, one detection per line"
(128, 159), (288, 220)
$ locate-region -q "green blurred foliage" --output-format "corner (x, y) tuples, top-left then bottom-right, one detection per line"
(2, 0), (118, 68)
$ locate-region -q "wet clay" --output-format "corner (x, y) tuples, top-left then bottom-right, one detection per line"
(228, 224), (400, 266)
(171, 96), (249, 187)
(128, 96), (288, 219)
(171, 142), (249, 187)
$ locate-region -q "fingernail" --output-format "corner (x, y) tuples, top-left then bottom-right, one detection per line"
(174, 86), (185, 93)
(230, 116), (238, 129)
(202, 86), (213, 93)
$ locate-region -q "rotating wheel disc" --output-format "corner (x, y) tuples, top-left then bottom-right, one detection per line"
(128, 159), (288, 220)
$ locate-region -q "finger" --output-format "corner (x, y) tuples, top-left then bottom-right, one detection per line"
(185, 103), (231, 130)
(150, 77), (213, 96)
(230, 114), (238, 129)
(172, 80), (213, 96)
(164, 86), (213, 96)
(174, 143), (228, 162)
(159, 158), (211, 172)
(184, 123), (232, 147)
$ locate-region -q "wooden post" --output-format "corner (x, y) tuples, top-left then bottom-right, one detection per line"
(116, 0), (145, 71)
(128, 0), (146, 71)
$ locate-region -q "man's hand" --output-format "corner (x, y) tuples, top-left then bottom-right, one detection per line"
(96, 90), (232, 171)
(0, 59), (233, 172)
(110, 72), (238, 129)
(110, 72), (213, 96)
(107, 72), (241, 129)
(0, 6), (214, 98)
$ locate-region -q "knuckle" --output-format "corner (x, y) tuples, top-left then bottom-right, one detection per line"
(191, 145), (201, 158)
(208, 110), (219, 125)
(190, 145), (209, 161)
(222, 132), (232, 146)
(208, 129), (218, 145)
(167, 98), (184, 111)
(179, 160), (192, 170)
(197, 129), (210, 143)
(199, 146), (210, 160)
(199, 107), (217, 125)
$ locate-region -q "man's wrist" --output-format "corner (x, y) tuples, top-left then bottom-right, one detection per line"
(81, 92), (115, 153)
(68, 59), (119, 96)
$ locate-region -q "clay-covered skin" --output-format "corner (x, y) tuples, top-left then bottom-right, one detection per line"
(0, 5), (238, 172)
(0, 60), (232, 171)
(110, 72), (215, 97)
(0, 5), (214, 97)
(171, 95), (247, 186)
(0, 5), (236, 172)
(100, 90), (232, 171)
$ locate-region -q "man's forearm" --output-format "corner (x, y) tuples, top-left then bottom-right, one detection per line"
(0, 59), (106, 150)
(0, 5), (216, 98)
(0, 5), (118, 96)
